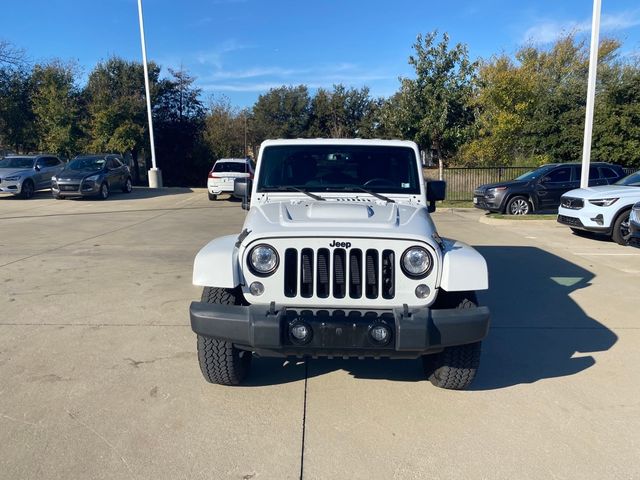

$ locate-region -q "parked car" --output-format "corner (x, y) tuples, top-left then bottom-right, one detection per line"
(473, 162), (626, 215)
(0, 154), (64, 199)
(207, 158), (254, 201)
(557, 171), (640, 245)
(51, 154), (132, 200)
(629, 202), (640, 248)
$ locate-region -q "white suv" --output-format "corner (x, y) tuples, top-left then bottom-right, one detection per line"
(558, 170), (640, 245)
(190, 139), (490, 390)
(207, 158), (254, 201)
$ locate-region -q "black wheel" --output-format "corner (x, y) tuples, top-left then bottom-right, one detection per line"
(20, 179), (35, 199)
(423, 291), (482, 390)
(208, 193), (217, 201)
(505, 195), (531, 215)
(611, 210), (631, 246)
(98, 182), (109, 200)
(197, 287), (251, 385)
(122, 177), (132, 193)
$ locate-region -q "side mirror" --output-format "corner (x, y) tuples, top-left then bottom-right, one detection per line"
(426, 180), (446, 213)
(233, 177), (252, 210)
(540, 176), (550, 184)
(34, 165), (41, 171)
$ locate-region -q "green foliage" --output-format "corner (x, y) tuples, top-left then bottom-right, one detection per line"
(203, 96), (247, 161)
(388, 32), (478, 161)
(0, 66), (35, 151)
(308, 84), (376, 138)
(30, 60), (81, 157)
(250, 85), (311, 143)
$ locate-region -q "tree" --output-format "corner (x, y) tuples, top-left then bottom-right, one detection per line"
(391, 32), (478, 166)
(250, 85), (311, 144)
(84, 57), (156, 182)
(0, 66), (35, 152)
(308, 84), (376, 138)
(154, 67), (206, 186)
(30, 60), (82, 158)
(0, 40), (25, 68)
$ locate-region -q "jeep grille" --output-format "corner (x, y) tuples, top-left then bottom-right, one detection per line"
(283, 248), (395, 300)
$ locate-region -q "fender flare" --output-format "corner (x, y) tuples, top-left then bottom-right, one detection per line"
(440, 239), (489, 292)
(192, 235), (242, 288)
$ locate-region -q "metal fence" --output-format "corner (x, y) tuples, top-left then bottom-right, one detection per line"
(424, 167), (536, 201)
(424, 165), (640, 202)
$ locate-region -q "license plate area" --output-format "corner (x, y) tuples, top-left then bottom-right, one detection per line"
(282, 309), (395, 349)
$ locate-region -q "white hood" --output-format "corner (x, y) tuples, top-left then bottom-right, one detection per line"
(241, 199), (438, 244)
(565, 185), (640, 199)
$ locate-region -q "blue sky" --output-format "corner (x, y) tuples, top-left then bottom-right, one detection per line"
(3, 0), (640, 107)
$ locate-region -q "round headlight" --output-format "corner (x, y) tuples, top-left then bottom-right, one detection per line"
(401, 247), (433, 278)
(248, 244), (279, 275)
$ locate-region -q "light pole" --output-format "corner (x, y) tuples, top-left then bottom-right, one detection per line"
(137, 0), (163, 188)
(580, 0), (602, 189)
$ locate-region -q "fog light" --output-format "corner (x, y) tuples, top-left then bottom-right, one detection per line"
(290, 322), (312, 344)
(369, 323), (391, 345)
(249, 281), (264, 296)
(415, 284), (430, 299)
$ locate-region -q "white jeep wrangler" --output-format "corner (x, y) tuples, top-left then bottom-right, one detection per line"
(190, 139), (490, 390)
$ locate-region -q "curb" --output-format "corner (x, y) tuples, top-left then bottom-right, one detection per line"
(478, 214), (558, 226)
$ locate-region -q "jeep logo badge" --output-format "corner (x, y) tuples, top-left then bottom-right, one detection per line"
(329, 240), (352, 248)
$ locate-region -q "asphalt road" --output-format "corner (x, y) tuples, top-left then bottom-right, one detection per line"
(1, 189), (639, 480)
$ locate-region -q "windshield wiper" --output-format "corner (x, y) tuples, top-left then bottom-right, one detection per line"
(338, 186), (395, 203)
(264, 186), (325, 201)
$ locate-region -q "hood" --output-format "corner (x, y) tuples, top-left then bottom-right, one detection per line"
(0, 168), (33, 178)
(477, 180), (529, 191)
(563, 185), (640, 199)
(57, 168), (102, 180)
(241, 199), (438, 243)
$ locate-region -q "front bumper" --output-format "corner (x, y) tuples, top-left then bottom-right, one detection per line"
(473, 193), (503, 212)
(0, 181), (22, 194)
(52, 180), (100, 197)
(190, 303), (490, 358)
(629, 216), (640, 248)
(557, 208), (611, 233)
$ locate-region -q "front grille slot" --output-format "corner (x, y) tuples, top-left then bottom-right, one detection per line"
(365, 249), (379, 299)
(316, 249), (330, 298)
(282, 246), (394, 300)
(381, 250), (395, 299)
(284, 248), (298, 298)
(349, 249), (363, 299)
(333, 249), (347, 299)
(300, 248), (314, 298)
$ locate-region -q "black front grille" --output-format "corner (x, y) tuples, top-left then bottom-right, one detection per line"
(60, 184), (80, 191)
(557, 215), (583, 227)
(561, 197), (584, 209)
(284, 248), (394, 300)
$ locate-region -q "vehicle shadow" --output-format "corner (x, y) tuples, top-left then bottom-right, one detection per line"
(68, 187), (195, 201)
(244, 246), (617, 389)
(470, 246), (617, 390)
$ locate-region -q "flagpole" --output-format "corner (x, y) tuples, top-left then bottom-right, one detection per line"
(137, 0), (163, 187)
(580, 0), (602, 189)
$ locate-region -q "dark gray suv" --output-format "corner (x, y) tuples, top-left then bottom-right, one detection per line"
(52, 154), (132, 200)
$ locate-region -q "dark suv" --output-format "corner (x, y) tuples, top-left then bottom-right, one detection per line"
(473, 162), (626, 215)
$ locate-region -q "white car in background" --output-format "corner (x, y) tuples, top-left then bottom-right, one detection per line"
(557, 170), (640, 245)
(207, 158), (254, 201)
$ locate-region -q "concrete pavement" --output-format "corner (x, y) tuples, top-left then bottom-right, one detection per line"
(0, 191), (638, 479)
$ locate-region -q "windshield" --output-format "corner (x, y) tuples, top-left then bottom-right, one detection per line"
(257, 145), (420, 194)
(615, 171), (640, 186)
(213, 162), (249, 173)
(0, 157), (35, 169)
(515, 167), (549, 181)
(68, 157), (106, 171)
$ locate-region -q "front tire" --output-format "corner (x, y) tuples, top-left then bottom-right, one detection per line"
(20, 179), (35, 199)
(98, 182), (109, 200)
(506, 195), (531, 215)
(208, 193), (217, 201)
(611, 210), (631, 246)
(197, 287), (251, 385)
(122, 177), (132, 193)
(423, 291), (482, 390)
